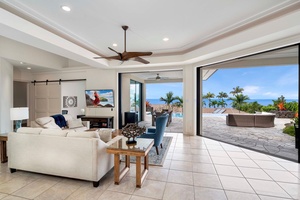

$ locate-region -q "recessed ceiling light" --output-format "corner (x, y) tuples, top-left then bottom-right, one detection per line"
(20, 61), (25, 64)
(27, 67), (31, 70)
(163, 37), (169, 42)
(61, 5), (71, 12)
(113, 43), (117, 47)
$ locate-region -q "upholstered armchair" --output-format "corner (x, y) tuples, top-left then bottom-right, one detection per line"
(139, 114), (169, 155)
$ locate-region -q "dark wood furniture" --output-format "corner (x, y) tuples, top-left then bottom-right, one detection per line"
(0, 133), (8, 163)
(106, 138), (154, 188)
(81, 116), (114, 128)
(124, 112), (138, 125)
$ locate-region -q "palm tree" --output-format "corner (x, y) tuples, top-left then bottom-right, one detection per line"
(229, 93), (250, 112)
(230, 86), (244, 96)
(173, 96), (183, 113)
(203, 92), (215, 108)
(217, 92), (228, 108)
(160, 91), (177, 110)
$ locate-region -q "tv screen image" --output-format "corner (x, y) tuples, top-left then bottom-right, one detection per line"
(85, 89), (114, 107)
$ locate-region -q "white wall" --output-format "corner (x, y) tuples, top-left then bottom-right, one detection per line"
(61, 81), (86, 118)
(0, 58), (13, 132)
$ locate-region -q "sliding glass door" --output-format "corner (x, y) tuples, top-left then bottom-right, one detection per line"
(130, 80), (143, 121)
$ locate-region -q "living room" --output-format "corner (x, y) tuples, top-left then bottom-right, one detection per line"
(1, 1), (300, 199)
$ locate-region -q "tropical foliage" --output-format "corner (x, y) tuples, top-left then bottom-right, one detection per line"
(160, 91), (181, 110)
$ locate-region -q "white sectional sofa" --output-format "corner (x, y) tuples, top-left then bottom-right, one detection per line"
(8, 127), (122, 187)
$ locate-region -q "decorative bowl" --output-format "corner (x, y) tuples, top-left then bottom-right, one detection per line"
(122, 123), (146, 144)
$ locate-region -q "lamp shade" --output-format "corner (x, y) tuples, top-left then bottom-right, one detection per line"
(10, 107), (29, 120)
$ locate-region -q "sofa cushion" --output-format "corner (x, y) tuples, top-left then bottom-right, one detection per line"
(35, 117), (61, 129)
(68, 118), (84, 129)
(35, 117), (53, 126)
(17, 127), (43, 134)
(40, 129), (68, 137)
(67, 131), (99, 138)
(99, 128), (113, 142)
(42, 120), (62, 129)
(63, 114), (74, 122)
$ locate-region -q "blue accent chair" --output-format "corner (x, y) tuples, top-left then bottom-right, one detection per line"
(139, 114), (169, 155)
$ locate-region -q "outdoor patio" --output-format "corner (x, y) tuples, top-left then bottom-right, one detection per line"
(139, 114), (298, 162)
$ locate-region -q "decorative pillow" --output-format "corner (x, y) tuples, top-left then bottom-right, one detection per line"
(35, 117), (54, 126)
(68, 119), (84, 129)
(98, 128), (112, 142)
(63, 114), (73, 122)
(40, 129), (68, 137)
(42, 120), (62, 129)
(17, 127), (43, 134)
(67, 131), (99, 138)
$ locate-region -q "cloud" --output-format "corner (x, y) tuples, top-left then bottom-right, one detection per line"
(277, 68), (298, 86)
(262, 92), (280, 98)
(243, 86), (260, 94)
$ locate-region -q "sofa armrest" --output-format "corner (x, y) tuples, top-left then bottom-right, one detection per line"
(82, 121), (90, 129)
(106, 135), (123, 146)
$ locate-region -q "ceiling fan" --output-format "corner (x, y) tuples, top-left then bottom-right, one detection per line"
(148, 73), (169, 81)
(94, 25), (152, 64)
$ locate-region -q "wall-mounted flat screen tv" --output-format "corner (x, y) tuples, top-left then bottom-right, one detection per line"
(85, 89), (114, 107)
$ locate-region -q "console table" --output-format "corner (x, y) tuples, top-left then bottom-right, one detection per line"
(80, 116), (114, 128)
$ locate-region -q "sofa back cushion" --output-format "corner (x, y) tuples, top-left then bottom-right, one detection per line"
(67, 131), (99, 138)
(17, 127), (43, 134)
(40, 129), (68, 137)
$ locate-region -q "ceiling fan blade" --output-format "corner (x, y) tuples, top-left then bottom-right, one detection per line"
(108, 47), (122, 59)
(122, 52), (153, 60)
(93, 55), (122, 60)
(133, 57), (150, 64)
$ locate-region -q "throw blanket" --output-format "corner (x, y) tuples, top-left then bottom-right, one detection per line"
(51, 114), (67, 128)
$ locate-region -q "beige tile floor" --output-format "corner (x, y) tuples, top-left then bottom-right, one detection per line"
(0, 133), (300, 200)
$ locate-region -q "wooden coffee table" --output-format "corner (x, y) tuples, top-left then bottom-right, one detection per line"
(106, 137), (154, 188)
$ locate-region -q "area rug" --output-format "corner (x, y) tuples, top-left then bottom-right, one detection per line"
(121, 136), (172, 166)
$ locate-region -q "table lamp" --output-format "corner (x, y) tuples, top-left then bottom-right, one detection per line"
(10, 107), (29, 131)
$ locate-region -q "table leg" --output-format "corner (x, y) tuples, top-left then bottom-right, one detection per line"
(0, 141), (7, 163)
(136, 156), (142, 187)
(114, 154), (120, 184)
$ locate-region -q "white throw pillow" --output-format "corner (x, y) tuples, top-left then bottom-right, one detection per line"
(42, 120), (62, 129)
(17, 127), (43, 134)
(99, 128), (112, 142)
(35, 117), (54, 126)
(63, 114), (73, 122)
(67, 131), (99, 138)
(68, 119), (84, 129)
(40, 129), (68, 137)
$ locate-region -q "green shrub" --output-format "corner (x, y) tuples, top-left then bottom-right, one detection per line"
(283, 126), (295, 137)
(284, 101), (298, 112)
(261, 105), (276, 112)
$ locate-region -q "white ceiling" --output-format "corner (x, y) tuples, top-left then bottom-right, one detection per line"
(0, 0), (299, 78)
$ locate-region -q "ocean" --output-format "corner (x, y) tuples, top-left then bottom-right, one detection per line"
(146, 98), (298, 107)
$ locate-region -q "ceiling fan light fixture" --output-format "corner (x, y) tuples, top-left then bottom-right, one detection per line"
(155, 73), (161, 81)
(163, 37), (169, 42)
(112, 43), (117, 47)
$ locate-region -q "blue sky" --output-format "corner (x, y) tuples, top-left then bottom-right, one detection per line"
(146, 83), (183, 99)
(146, 65), (298, 100)
(203, 65), (298, 99)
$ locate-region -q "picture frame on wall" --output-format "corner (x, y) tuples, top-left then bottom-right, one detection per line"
(85, 89), (114, 107)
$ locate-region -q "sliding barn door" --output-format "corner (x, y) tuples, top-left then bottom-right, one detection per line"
(34, 83), (61, 118)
